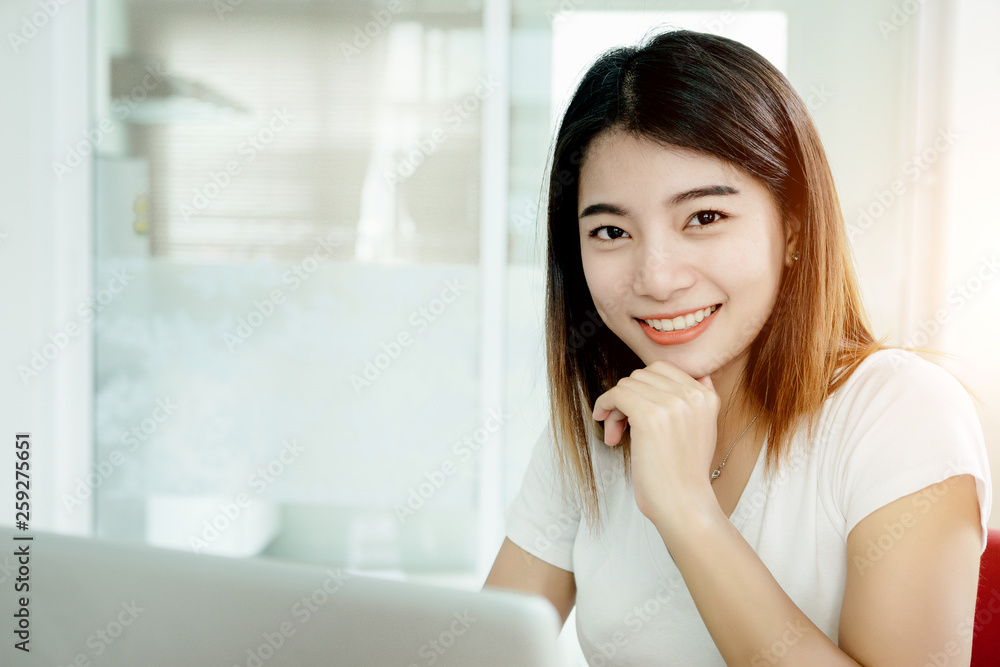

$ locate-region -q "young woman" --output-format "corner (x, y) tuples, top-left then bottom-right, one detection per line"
(485, 29), (992, 665)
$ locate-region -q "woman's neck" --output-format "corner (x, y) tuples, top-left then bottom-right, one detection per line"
(705, 353), (761, 442)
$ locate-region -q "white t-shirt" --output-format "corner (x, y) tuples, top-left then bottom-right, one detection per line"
(504, 349), (992, 665)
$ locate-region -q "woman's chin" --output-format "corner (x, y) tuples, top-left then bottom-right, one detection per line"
(636, 351), (714, 380)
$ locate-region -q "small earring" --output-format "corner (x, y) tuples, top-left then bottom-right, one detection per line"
(790, 251), (800, 261)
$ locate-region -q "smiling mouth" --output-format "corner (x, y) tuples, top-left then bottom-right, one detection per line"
(638, 304), (720, 333)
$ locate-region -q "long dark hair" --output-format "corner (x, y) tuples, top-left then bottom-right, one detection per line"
(545, 29), (881, 523)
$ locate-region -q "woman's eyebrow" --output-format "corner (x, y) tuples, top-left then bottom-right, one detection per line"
(579, 202), (628, 219)
(579, 185), (740, 219)
(667, 184), (740, 206)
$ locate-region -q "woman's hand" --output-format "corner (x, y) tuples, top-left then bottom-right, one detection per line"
(592, 359), (720, 527)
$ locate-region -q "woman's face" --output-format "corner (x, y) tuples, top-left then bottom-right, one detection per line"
(577, 129), (795, 382)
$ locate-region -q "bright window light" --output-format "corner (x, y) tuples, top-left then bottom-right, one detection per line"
(551, 11), (788, 127)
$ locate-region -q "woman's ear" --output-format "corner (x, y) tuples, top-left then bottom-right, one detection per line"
(784, 210), (802, 266)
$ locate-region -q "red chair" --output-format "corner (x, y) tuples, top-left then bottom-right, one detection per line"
(973, 527), (1000, 665)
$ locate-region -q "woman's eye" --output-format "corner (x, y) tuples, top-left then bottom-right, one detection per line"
(689, 210), (726, 227)
(589, 226), (629, 241)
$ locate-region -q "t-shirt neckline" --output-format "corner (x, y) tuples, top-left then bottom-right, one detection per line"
(726, 430), (769, 527)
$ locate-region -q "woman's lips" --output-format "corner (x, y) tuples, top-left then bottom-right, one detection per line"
(636, 305), (720, 345)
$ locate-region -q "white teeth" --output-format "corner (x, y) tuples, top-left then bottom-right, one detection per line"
(643, 305), (718, 333)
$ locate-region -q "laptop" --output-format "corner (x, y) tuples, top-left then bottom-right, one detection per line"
(0, 526), (561, 666)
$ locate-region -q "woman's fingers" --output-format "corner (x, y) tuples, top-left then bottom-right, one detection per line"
(593, 378), (682, 446)
(633, 361), (716, 400)
(593, 385), (645, 446)
(593, 360), (719, 446)
(604, 410), (628, 446)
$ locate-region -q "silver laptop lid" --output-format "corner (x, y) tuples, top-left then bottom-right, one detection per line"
(0, 527), (560, 666)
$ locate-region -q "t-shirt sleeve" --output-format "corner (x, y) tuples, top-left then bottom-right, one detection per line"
(828, 350), (992, 554)
(503, 425), (582, 572)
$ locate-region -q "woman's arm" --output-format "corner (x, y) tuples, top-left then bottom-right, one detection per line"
(838, 474), (981, 665)
(483, 537), (577, 627)
(652, 474), (981, 666)
(653, 491), (862, 665)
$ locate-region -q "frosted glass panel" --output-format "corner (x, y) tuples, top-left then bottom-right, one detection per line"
(94, 261), (480, 500)
(92, 251), (483, 567)
(92, 0), (489, 573)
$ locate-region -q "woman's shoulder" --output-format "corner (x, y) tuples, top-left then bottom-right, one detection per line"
(812, 348), (983, 467)
(815, 349), (990, 546)
(812, 347), (982, 447)
(828, 347), (971, 409)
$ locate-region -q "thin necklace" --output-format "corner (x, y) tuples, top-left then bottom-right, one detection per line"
(710, 409), (762, 483)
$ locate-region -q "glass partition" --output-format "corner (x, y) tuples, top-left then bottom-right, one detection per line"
(92, 0), (491, 576)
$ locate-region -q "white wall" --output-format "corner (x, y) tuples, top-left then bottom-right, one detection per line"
(0, 0), (92, 534)
(942, 0), (1000, 529)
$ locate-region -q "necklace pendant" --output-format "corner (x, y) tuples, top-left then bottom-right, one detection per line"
(708, 408), (762, 483)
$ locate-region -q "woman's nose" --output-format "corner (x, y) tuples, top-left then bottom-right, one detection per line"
(631, 242), (697, 299)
